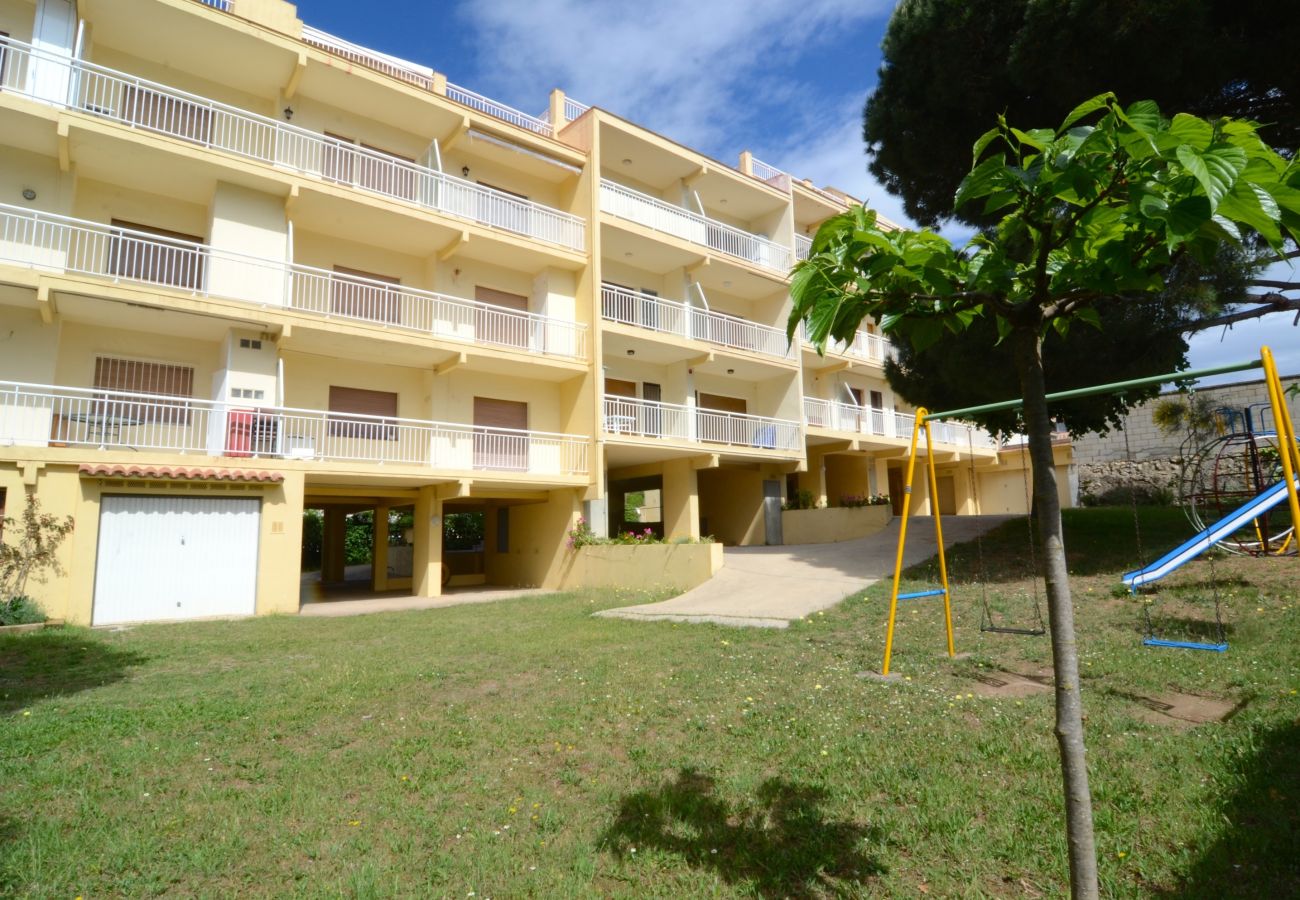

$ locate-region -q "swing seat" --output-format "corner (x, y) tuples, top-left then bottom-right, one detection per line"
(897, 588), (947, 601)
(982, 625), (1047, 636)
(1143, 637), (1229, 652)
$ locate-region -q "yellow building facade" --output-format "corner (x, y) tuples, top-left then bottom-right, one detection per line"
(0, 0), (1031, 626)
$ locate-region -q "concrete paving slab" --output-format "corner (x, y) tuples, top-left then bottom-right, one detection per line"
(595, 516), (1014, 628)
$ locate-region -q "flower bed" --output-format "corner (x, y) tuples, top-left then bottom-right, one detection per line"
(781, 505), (892, 545)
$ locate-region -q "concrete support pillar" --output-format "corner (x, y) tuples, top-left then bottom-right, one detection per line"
(798, 448), (828, 506)
(322, 507), (346, 583)
(663, 458), (700, 540)
(372, 503), (390, 591)
(872, 458), (889, 499)
(413, 486), (444, 598)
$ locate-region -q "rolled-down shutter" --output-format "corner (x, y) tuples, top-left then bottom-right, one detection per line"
(328, 386), (398, 440)
(473, 397), (528, 470)
(474, 286), (530, 349)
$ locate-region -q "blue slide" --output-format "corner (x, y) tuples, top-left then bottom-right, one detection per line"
(1123, 476), (1299, 591)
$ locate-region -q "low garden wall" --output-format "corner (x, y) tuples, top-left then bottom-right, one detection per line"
(781, 506), (892, 545)
(558, 542), (724, 593)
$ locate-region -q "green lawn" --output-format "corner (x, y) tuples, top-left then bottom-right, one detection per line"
(1, 508), (1296, 897)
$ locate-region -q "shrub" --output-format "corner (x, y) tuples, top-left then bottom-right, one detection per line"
(782, 489), (821, 511)
(566, 518), (713, 548)
(0, 595), (45, 626)
(839, 493), (891, 508)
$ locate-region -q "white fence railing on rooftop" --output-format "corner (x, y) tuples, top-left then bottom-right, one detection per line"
(749, 157), (790, 190)
(301, 25), (435, 89)
(0, 381), (590, 475)
(601, 284), (794, 360)
(0, 204), (588, 359)
(445, 82), (552, 135)
(599, 180), (792, 274)
(0, 37), (584, 251)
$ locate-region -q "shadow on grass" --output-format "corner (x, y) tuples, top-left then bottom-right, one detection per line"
(600, 767), (884, 896)
(0, 628), (147, 714)
(1142, 616), (1234, 643)
(1164, 720), (1300, 898)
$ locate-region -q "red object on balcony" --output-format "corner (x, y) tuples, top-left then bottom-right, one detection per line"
(226, 408), (255, 457)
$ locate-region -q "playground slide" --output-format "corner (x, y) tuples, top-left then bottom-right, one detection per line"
(1122, 476), (1299, 590)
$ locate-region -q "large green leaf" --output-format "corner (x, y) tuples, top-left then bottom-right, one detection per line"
(1163, 195), (1212, 243)
(1217, 181), (1284, 250)
(1176, 144), (1247, 209)
(954, 153), (1011, 210)
(971, 126), (1001, 163)
(1166, 113), (1213, 150)
(1058, 92), (1115, 132)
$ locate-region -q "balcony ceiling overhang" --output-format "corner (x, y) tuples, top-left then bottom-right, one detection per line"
(0, 99), (60, 158)
(50, 291), (261, 342)
(81, 0), (297, 99)
(65, 117), (290, 206)
(691, 254), (789, 300)
(463, 130), (584, 184)
(792, 183), (846, 228)
(601, 220), (704, 273)
(295, 63), (466, 138)
(602, 326), (793, 378)
(598, 119), (787, 220)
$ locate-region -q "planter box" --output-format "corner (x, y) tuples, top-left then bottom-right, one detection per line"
(559, 542), (723, 592)
(781, 506), (892, 545)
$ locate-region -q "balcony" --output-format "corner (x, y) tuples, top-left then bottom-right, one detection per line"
(804, 398), (997, 449)
(601, 284), (793, 361)
(0, 205), (588, 359)
(795, 234), (812, 261)
(599, 180), (791, 274)
(798, 321), (891, 366)
(604, 395), (801, 453)
(0, 37), (585, 252)
(0, 381), (589, 476)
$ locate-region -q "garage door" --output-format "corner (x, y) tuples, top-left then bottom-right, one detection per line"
(92, 495), (261, 625)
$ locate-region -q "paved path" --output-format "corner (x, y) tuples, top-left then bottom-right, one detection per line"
(595, 516), (1014, 629)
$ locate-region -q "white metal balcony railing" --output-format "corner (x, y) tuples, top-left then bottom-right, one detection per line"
(0, 204), (588, 359)
(749, 157), (790, 190)
(603, 395), (801, 453)
(802, 397), (996, 449)
(600, 284), (793, 360)
(795, 233), (813, 261)
(0, 381), (589, 475)
(445, 82), (552, 136)
(301, 25), (434, 90)
(0, 37), (584, 252)
(798, 321), (891, 365)
(599, 180), (792, 274)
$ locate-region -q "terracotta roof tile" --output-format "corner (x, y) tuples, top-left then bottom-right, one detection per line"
(78, 464), (283, 483)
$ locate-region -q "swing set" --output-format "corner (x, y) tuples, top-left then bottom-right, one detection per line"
(880, 345), (1300, 676)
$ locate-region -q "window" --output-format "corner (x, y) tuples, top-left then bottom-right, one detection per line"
(107, 219), (205, 290)
(239, 338), (263, 350)
(331, 265), (402, 324)
(328, 386), (398, 441)
(869, 390), (884, 410)
(93, 356), (195, 425)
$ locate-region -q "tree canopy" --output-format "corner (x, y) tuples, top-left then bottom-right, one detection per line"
(865, 0), (1300, 229)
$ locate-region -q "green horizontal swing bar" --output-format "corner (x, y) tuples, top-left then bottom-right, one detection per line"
(923, 359), (1263, 423)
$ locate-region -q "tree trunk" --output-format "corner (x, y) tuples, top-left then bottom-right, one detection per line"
(1014, 326), (1099, 899)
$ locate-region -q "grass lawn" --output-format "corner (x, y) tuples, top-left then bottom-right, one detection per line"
(2, 507), (1296, 897)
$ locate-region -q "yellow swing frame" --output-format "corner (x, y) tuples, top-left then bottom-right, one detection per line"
(879, 346), (1300, 677)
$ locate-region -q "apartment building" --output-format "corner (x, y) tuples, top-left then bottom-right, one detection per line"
(0, 0), (1006, 626)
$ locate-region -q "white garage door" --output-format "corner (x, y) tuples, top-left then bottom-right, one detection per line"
(93, 495), (261, 625)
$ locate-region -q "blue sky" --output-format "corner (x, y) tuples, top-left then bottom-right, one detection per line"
(299, 0), (1298, 382)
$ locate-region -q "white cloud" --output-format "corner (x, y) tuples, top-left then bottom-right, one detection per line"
(455, 0), (894, 154)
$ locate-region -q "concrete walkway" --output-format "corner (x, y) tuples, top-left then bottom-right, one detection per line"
(595, 515), (1014, 628)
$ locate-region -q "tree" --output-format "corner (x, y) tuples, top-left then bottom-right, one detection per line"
(864, 0), (1300, 328)
(791, 95), (1300, 898)
(885, 297), (1193, 438)
(0, 490), (74, 600)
